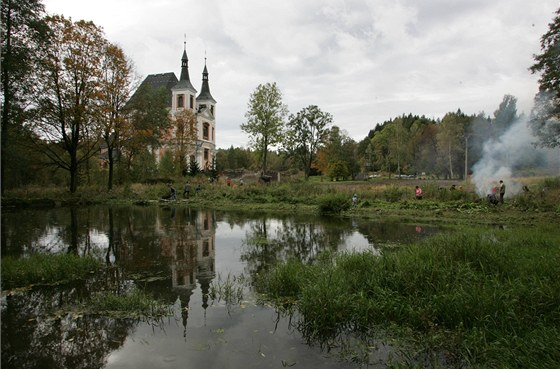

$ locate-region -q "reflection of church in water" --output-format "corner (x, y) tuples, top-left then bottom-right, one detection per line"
(159, 209), (216, 333)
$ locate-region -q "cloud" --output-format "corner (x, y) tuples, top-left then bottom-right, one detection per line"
(43, 0), (558, 148)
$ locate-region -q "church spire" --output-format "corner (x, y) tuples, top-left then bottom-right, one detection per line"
(176, 40), (196, 92)
(197, 57), (216, 103)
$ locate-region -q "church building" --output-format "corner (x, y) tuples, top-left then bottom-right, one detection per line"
(135, 43), (217, 171)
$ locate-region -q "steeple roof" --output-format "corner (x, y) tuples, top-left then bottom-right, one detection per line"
(197, 60), (216, 103)
(174, 45), (196, 92)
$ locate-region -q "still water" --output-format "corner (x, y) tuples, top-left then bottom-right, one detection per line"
(1, 205), (438, 369)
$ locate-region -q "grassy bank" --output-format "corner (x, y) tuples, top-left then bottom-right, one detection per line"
(257, 227), (560, 368)
(1, 253), (101, 290)
(3, 176), (559, 226)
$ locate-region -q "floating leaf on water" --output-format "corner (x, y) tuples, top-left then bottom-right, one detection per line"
(213, 328), (225, 334)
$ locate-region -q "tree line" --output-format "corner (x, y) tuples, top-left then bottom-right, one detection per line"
(2, 1), (559, 193)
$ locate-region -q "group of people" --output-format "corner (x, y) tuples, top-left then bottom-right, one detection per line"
(162, 182), (201, 201)
(413, 180), (506, 203)
(487, 180), (506, 205)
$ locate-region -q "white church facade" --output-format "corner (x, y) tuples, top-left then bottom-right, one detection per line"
(136, 44), (217, 172)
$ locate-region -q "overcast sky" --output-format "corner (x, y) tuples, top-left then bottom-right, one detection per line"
(43, 0), (558, 149)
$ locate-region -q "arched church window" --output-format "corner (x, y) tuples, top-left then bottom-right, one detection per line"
(177, 95), (184, 108)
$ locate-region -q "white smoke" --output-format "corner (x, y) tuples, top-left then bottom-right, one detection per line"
(471, 117), (558, 198)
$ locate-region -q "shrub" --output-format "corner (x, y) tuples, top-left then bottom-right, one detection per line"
(317, 193), (351, 214)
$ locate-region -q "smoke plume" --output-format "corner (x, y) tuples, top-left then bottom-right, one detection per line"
(471, 117), (559, 198)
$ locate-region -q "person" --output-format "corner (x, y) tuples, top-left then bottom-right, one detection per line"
(162, 184), (177, 201)
(239, 178), (244, 186)
(487, 186), (499, 205)
(415, 185), (423, 200)
(499, 180), (506, 203)
(183, 182), (191, 199)
(352, 193), (358, 208)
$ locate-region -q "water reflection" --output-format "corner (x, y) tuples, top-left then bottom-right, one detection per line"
(1, 206), (438, 369)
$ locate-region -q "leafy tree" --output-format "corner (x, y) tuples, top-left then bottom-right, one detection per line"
(242, 82), (288, 174)
(326, 160), (349, 181)
(284, 105), (332, 179)
(215, 146), (255, 171)
(436, 110), (470, 179)
(493, 94), (519, 138)
(172, 108), (198, 175)
(122, 84), (169, 180)
(1, 0), (48, 193)
(32, 15), (108, 193)
(159, 150), (175, 177)
(529, 8), (560, 149)
(98, 43), (135, 190)
(315, 126), (358, 179)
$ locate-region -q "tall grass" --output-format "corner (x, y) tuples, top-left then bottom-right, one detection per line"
(258, 228), (560, 368)
(1, 253), (101, 290)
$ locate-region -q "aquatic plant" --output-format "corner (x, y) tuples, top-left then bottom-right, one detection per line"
(1, 253), (101, 290)
(258, 227), (560, 368)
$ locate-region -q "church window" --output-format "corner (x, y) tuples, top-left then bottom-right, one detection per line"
(190, 95), (194, 109)
(177, 95), (184, 108)
(204, 149), (209, 161)
(203, 123), (209, 140)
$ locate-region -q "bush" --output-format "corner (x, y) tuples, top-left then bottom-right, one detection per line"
(317, 193), (351, 214)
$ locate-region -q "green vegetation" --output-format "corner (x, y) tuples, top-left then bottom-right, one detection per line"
(89, 289), (172, 318)
(1, 253), (101, 290)
(257, 228), (560, 368)
(4, 176), (559, 226)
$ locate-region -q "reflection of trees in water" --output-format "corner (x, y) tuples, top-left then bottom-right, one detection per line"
(240, 216), (353, 277)
(2, 206), (219, 366)
(1, 285), (134, 369)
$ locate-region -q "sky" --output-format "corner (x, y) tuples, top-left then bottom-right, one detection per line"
(43, 0), (559, 149)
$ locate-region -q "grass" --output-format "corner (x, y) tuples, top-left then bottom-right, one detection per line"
(88, 289), (172, 318)
(1, 253), (101, 290)
(257, 227), (560, 368)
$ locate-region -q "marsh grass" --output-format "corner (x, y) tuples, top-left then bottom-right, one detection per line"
(258, 228), (560, 368)
(1, 253), (101, 290)
(89, 289), (172, 318)
(209, 273), (247, 306)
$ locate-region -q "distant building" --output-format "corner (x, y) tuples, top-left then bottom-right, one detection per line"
(133, 43), (217, 171)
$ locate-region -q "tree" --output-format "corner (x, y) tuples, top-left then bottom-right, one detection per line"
(1, 0), (47, 193)
(32, 15), (108, 193)
(122, 84), (169, 180)
(241, 82), (288, 174)
(98, 43), (135, 190)
(493, 94), (518, 137)
(529, 8), (560, 149)
(315, 126), (358, 179)
(284, 105), (332, 179)
(172, 108), (198, 176)
(436, 110), (470, 179)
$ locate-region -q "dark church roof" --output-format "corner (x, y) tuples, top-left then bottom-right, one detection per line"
(129, 72), (178, 107)
(197, 64), (216, 103)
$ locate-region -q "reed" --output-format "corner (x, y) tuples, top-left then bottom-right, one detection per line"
(1, 253), (101, 290)
(258, 227), (560, 367)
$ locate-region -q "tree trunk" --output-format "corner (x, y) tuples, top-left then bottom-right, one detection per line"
(107, 147), (114, 191)
(1, 0), (13, 195)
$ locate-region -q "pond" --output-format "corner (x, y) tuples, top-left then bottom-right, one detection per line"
(1, 205), (440, 369)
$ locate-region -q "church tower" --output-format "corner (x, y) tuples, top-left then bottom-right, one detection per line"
(171, 42), (197, 112)
(196, 58), (217, 171)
